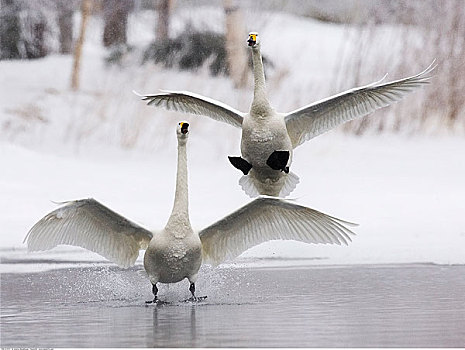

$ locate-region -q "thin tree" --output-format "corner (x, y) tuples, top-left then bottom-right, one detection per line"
(223, 0), (248, 88)
(102, 0), (133, 47)
(27, 18), (47, 58)
(71, 0), (91, 91)
(443, 1), (464, 127)
(0, 0), (21, 59)
(57, 0), (77, 54)
(156, 0), (173, 40)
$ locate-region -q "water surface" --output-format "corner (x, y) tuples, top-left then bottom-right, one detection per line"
(1, 262), (464, 347)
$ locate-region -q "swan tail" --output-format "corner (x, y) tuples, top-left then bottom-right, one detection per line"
(238, 171), (300, 198)
(278, 171), (300, 197)
(238, 175), (261, 198)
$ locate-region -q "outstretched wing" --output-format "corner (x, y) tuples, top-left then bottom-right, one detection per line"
(285, 61), (436, 148)
(24, 198), (153, 268)
(138, 90), (245, 128)
(199, 197), (357, 266)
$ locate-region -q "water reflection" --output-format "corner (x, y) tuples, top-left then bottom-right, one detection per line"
(150, 305), (198, 347)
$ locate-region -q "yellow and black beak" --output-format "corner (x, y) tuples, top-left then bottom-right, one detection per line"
(247, 33), (257, 47)
(180, 122), (189, 134)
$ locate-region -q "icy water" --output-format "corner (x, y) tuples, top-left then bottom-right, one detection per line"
(1, 262), (464, 347)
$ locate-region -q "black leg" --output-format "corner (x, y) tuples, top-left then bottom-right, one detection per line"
(189, 282), (196, 298)
(182, 282), (207, 303)
(146, 283), (158, 304)
(266, 150), (290, 172)
(228, 156), (253, 175)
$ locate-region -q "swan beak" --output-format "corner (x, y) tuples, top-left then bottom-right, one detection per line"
(247, 34), (257, 47)
(180, 122), (189, 134)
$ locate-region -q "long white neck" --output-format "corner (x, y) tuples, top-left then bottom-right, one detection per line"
(251, 46), (272, 115)
(166, 138), (191, 233)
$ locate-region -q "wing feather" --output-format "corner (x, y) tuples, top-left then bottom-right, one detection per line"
(24, 198), (153, 268)
(285, 61), (437, 148)
(199, 197), (357, 266)
(138, 90), (245, 128)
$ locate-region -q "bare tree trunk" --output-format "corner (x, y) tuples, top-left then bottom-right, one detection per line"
(223, 0), (248, 88)
(23, 10), (48, 59)
(156, 0), (173, 39)
(444, 1), (463, 127)
(71, 0), (91, 91)
(57, 0), (76, 54)
(0, 0), (22, 59)
(29, 21), (47, 58)
(103, 0), (132, 48)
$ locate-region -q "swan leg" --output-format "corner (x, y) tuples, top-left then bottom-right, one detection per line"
(228, 156), (253, 175)
(266, 150), (290, 173)
(183, 282), (207, 302)
(145, 283), (159, 304)
(189, 282), (196, 298)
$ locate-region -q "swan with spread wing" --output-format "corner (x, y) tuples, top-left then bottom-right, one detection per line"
(139, 32), (435, 198)
(25, 122), (356, 303)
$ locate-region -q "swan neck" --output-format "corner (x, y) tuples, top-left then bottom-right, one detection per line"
(251, 46), (271, 113)
(167, 139), (190, 230)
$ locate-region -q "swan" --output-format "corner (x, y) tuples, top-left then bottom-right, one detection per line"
(24, 122), (357, 303)
(139, 32), (436, 198)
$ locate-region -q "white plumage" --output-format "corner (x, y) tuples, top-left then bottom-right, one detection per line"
(200, 196), (356, 265)
(25, 122), (357, 302)
(139, 32), (436, 197)
(24, 198), (152, 268)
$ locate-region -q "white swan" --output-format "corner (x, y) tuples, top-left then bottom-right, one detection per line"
(139, 32), (436, 198)
(24, 122), (356, 303)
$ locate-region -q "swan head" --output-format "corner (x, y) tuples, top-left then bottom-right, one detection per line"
(247, 32), (259, 48)
(176, 121), (189, 143)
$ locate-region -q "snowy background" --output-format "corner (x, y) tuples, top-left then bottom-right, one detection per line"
(1, 1), (464, 272)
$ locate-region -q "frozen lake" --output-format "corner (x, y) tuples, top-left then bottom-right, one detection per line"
(1, 261), (464, 347)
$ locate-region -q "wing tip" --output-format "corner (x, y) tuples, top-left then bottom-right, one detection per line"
(423, 59), (438, 74)
(372, 72), (389, 87)
(132, 89), (164, 101)
(132, 89), (143, 97)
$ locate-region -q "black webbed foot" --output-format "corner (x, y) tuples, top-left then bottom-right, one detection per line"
(182, 296), (207, 303)
(266, 150), (290, 172)
(228, 156), (253, 175)
(145, 297), (170, 305)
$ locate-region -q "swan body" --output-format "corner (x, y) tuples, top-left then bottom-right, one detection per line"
(144, 228), (202, 285)
(143, 122), (202, 287)
(240, 107), (293, 196)
(25, 122), (357, 302)
(139, 32), (436, 198)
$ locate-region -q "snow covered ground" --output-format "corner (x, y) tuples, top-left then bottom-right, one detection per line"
(1, 7), (464, 272)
